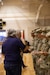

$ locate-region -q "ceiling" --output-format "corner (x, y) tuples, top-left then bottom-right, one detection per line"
(0, 0), (50, 26)
(2, 0), (50, 14)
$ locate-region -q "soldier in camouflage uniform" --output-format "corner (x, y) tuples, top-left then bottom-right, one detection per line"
(31, 29), (40, 75)
(36, 31), (49, 75)
(36, 29), (43, 51)
(31, 28), (43, 75)
(32, 30), (49, 75)
(31, 30), (39, 51)
(45, 32), (50, 75)
(31, 28), (50, 75)
(34, 29), (44, 75)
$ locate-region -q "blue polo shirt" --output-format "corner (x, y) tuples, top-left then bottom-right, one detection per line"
(2, 37), (25, 64)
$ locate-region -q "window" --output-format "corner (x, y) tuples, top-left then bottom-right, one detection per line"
(0, 30), (7, 42)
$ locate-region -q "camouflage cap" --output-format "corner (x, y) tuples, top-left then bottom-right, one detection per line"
(46, 32), (50, 37)
(35, 28), (42, 34)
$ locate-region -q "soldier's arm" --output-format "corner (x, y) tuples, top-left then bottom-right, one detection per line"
(31, 51), (49, 55)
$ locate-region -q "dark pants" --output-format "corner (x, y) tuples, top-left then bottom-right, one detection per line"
(4, 62), (22, 75)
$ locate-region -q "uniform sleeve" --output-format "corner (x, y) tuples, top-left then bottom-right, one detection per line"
(17, 39), (26, 51)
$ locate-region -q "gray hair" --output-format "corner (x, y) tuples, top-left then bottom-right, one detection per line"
(16, 30), (21, 39)
(7, 29), (16, 37)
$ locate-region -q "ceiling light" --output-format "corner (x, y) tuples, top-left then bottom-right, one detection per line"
(0, 0), (2, 2)
(1, 1), (3, 5)
(0, 0), (3, 6)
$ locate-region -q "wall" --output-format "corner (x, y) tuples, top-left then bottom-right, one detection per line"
(0, 0), (50, 43)
(0, 0), (38, 43)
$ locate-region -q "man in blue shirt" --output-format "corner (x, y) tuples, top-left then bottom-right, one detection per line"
(2, 29), (28, 75)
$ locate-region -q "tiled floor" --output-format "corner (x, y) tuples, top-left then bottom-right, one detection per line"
(0, 53), (36, 75)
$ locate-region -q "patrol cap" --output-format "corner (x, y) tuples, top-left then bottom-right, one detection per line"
(31, 28), (40, 33)
(41, 29), (47, 36)
(34, 28), (40, 31)
(46, 32), (50, 37)
(35, 28), (42, 33)
(34, 28), (42, 36)
(42, 28), (47, 33)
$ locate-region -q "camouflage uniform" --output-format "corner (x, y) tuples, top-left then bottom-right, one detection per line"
(31, 29), (50, 75)
(31, 29), (41, 75)
(32, 29), (43, 75)
(35, 32), (43, 75)
(45, 33), (50, 75)
(37, 33), (50, 75)
(32, 36), (39, 50)
(32, 36), (39, 70)
(37, 38), (42, 51)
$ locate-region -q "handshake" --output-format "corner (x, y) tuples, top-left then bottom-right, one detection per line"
(31, 50), (49, 55)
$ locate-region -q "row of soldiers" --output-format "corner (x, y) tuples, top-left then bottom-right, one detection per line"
(31, 28), (50, 75)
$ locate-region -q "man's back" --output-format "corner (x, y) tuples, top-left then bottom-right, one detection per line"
(2, 37), (25, 64)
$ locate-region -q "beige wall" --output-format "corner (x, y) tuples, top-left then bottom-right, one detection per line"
(0, 0), (50, 43)
(0, 5), (37, 43)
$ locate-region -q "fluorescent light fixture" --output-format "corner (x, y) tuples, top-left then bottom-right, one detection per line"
(1, 1), (3, 5)
(0, 0), (3, 6)
(0, 0), (2, 2)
